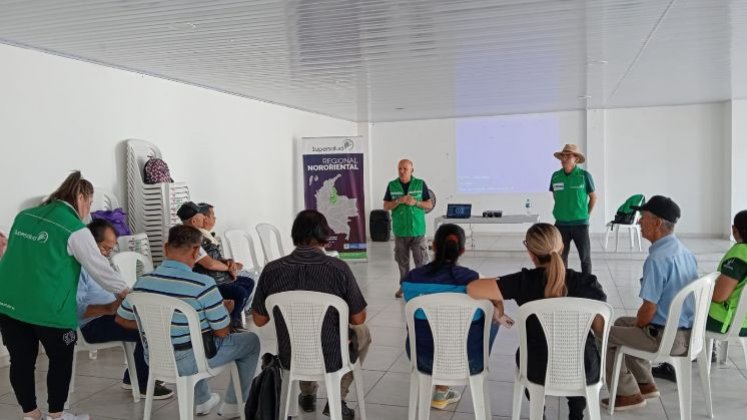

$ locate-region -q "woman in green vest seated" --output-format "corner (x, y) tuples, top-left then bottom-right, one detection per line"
(708, 210), (747, 335)
(0, 172), (130, 420)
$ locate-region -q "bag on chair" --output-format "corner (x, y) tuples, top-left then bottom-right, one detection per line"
(143, 157), (174, 184)
(610, 194), (645, 227)
(245, 353), (283, 420)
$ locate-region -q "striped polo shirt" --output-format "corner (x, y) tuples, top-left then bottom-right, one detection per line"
(117, 259), (230, 345)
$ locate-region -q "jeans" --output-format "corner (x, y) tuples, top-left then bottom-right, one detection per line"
(406, 320), (499, 375)
(80, 315), (148, 388)
(556, 224), (592, 274)
(170, 332), (260, 405)
(217, 276), (255, 323)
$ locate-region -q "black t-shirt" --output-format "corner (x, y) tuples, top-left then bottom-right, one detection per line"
(252, 247), (368, 371)
(498, 267), (607, 384)
(383, 180), (431, 202)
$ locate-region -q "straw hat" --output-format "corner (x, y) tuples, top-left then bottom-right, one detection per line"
(553, 144), (586, 164)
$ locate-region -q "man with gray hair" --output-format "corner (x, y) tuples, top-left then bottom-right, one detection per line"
(601, 195), (698, 411)
(383, 159), (433, 298)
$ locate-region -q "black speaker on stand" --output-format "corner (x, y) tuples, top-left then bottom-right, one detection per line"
(369, 210), (391, 241)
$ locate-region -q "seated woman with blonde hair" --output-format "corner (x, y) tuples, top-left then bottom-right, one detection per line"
(467, 223), (607, 420)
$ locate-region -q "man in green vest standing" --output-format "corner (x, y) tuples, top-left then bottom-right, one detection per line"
(384, 159), (433, 298)
(550, 144), (597, 274)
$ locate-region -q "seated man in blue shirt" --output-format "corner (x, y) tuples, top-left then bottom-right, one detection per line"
(76, 219), (173, 399)
(115, 225), (260, 418)
(601, 196), (698, 411)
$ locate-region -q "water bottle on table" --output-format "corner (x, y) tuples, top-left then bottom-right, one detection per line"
(525, 198), (532, 216)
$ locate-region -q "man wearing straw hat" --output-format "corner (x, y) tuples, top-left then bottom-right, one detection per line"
(549, 144), (597, 274)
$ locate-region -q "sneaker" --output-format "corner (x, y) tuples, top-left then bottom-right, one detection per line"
(638, 382), (660, 399)
(195, 393), (221, 416)
(218, 402), (242, 419)
(45, 413), (90, 420)
(322, 401), (355, 420)
(394, 288), (403, 298)
(431, 388), (462, 410)
(651, 363), (677, 383)
(122, 380), (174, 399)
(600, 393), (647, 411)
(298, 393), (317, 412)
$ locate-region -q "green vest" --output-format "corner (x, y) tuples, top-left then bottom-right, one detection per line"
(551, 166), (590, 225)
(0, 201), (85, 329)
(708, 244), (747, 333)
(388, 177), (426, 237)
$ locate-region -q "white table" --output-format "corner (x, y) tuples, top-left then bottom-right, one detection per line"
(433, 214), (541, 248)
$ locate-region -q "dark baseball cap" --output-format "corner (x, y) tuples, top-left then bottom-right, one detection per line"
(632, 195), (681, 224)
(177, 201), (204, 221)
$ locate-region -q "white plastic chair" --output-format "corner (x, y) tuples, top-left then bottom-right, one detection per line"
(265, 291), (367, 420)
(71, 333), (141, 402)
(604, 216), (642, 252)
(609, 272), (718, 420)
(511, 298), (613, 420)
(112, 251), (154, 284)
(224, 229), (264, 275)
(126, 292), (245, 420)
(255, 223), (286, 264)
(70, 251), (148, 402)
(702, 275), (747, 417)
(404, 293), (493, 420)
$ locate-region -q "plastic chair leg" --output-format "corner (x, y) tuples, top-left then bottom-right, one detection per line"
(608, 349), (625, 414)
(175, 378), (194, 420)
(697, 346), (714, 418)
(325, 373), (344, 420)
(629, 227), (635, 250)
(584, 384), (602, 420)
(408, 371), (418, 420)
(636, 227), (642, 251)
(142, 374), (156, 420)
(526, 385), (545, 420)
(69, 348), (78, 393)
(741, 338), (747, 370)
(230, 363), (246, 420)
(352, 364), (367, 420)
(123, 342), (141, 402)
(511, 379), (524, 420)
(672, 358), (692, 420)
(468, 374), (489, 419)
(279, 372), (294, 420)
(604, 228), (611, 251)
(417, 374), (432, 420)
(615, 227), (620, 252)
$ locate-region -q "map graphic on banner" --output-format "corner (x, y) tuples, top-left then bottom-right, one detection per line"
(313, 174), (359, 238)
(302, 143), (367, 261)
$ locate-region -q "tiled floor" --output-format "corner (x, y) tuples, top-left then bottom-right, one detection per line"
(1, 233), (744, 420)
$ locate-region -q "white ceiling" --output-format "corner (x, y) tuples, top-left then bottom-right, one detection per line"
(0, 0), (745, 122)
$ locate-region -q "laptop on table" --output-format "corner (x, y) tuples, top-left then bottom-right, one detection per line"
(446, 204), (472, 219)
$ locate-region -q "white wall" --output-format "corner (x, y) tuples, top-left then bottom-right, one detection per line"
(370, 111), (586, 237)
(0, 43), (357, 242)
(370, 104), (729, 237)
(605, 103), (727, 236)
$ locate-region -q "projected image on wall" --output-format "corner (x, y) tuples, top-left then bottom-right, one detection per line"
(457, 114), (560, 193)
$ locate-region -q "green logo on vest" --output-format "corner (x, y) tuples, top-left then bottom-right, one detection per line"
(14, 229), (49, 244)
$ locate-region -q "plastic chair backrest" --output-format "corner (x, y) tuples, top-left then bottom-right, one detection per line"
(256, 223), (285, 264)
(516, 297), (613, 392)
(655, 272), (717, 360)
(404, 293), (493, 381)
(112, 251), (154, 288)
(126, 292), (210, 380)
(91, 189), (120, 212)
(224, 229), (263, 273)
(266, 291), (350, 376)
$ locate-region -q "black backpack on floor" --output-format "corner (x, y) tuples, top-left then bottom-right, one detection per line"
(245, 353), (283, 420)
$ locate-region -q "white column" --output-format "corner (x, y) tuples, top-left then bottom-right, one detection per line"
(585, 109), (607, 233)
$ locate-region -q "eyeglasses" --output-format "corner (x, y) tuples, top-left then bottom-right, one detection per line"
(522, 240), (528, 248)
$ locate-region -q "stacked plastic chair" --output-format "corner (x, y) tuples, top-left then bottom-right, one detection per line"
(126, 139), (190, 264)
